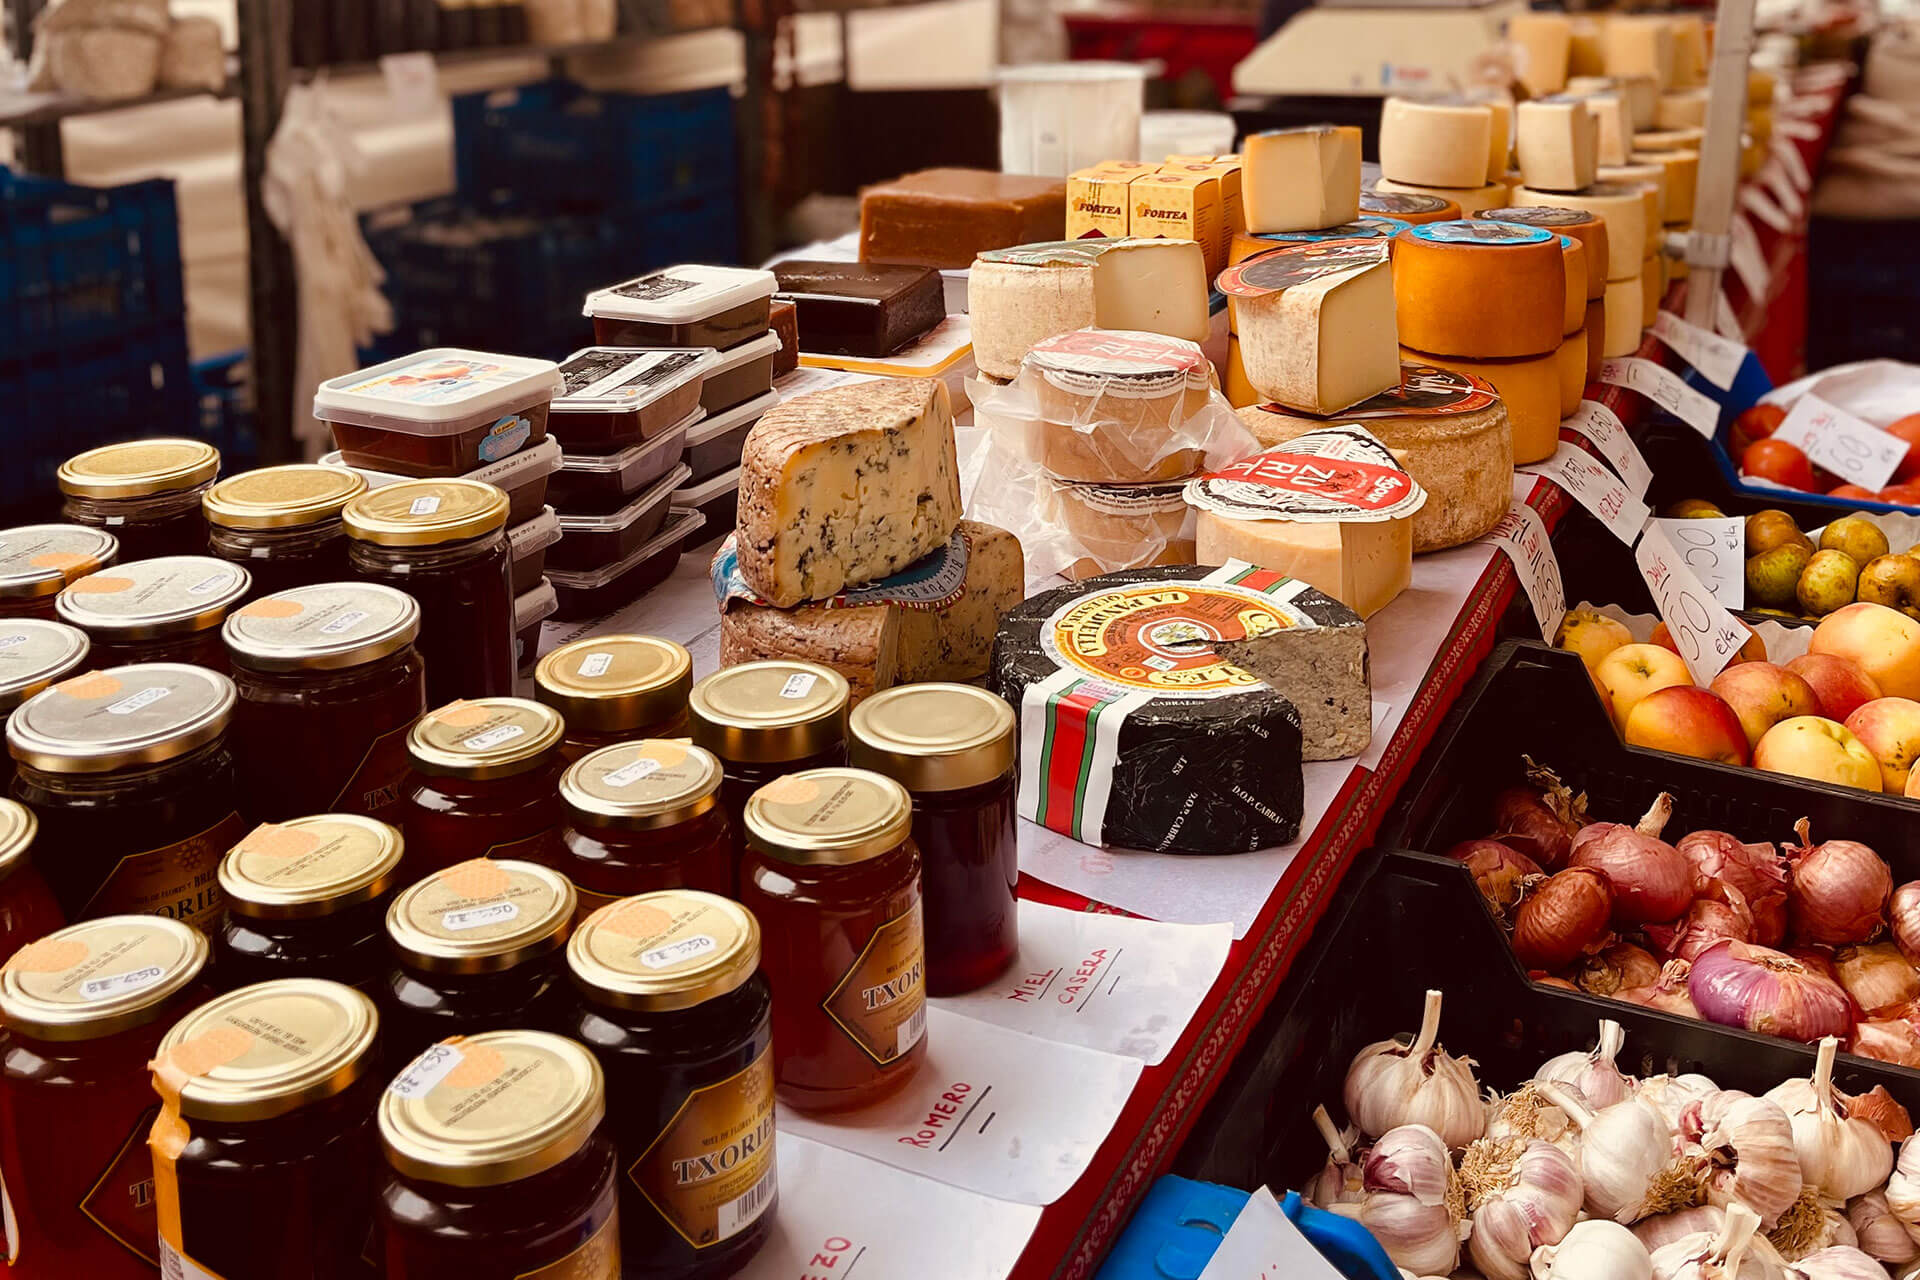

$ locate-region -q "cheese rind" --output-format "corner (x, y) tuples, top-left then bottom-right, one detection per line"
(1401, 345), (1562, 465)
(1242, 126), (1363, 233)
(1636, 149), (1698, 223)
(1225, 243), (1401, 414)
(893, 521), (1025, 681)
(1196, 510), (1410, 619)
(1602, 275), (1644, 356)
(1358, 190), (1462, 225)
(1390, 222), (1567, 359)
(1511, 183), (1648, 277)
(735, 378), (963, 607)
(1598, 162), (1669, 223)
(1515, 98), (1599, 192)
(1556, 332), (1586, 417)
(1379, 98), (1496, 189)
(1372, 177), (1511, 215)
(720, 603), (899, 703)
(1585, 298), (1606, 381)
(1556, 236), (1587, 335)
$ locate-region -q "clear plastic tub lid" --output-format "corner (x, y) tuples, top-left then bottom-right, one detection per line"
(552, 347), (718, 412)
(320, 438), (561, 489)
(555, 463), (692, 534)
(582, 265), (778, 324)
(559, 409), (703, 473)
(672, 465), (741, 507)
(508, 507), (562, 559)
(515, 576), (558, 630)
(685, 389), (779, 449)
(705, 330), (782, 377)
(547, 508), (707, 591)
(313, 349), (564, 428)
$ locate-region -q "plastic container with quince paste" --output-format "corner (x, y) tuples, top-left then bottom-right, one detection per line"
(671, 466), (740, 536)
(314, 348), (564, 477)
(548, 508), (706, 621)
(320, 437), (561, 528)
(684, 388), (778, 483)
(548, 347), (716, 453)
(699, 331), (782, 415)
(549, 462), (691, 572)
(514, 576), (558, 672)
(583, 265), (776, 352)
(547, 411), (697, 515)
(507, 507), (561, 596)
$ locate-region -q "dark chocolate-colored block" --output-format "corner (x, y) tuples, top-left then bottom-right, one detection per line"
(771, 261), (945, 359)
(770, 300), (799, 377)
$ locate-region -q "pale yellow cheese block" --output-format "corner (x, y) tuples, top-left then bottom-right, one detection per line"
(1196, 509), (1412, 619)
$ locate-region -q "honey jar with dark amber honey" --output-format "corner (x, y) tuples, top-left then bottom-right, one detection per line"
(0, 915), (211, 1279)
(215, 813), (407, 992)
(400, 697), (566, 875)
(688, 661), (849, 866)
(149, 978), (384, 1280)
(561, 891), (777, 1276)
(377, 1029), (622, 1277)
(203, 463), (369, 597)
(58, 438), (221, 561)
(380, 858), (577, 1065)
(739, 768), (927, 1113)
(55, 555), (251, 673)
(0, 799), (64, 960)
(554, 741), (733, 916)
(535, 633), (693, 761)
(0, 618), (91, 794)
(0, 524), (118, 620)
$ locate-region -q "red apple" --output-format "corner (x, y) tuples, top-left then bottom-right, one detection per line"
(1742, 439), (1815, 491)
(1785, 652), (1884, 722)
(1710, 661), (1823, 749)
(1624, 686), (1751, 765)
(1844, 697), (1920, 793)
(1753, 715), (1883, 791)
(1595, 643), (1694, 734)
(1879, 484), (1920, 507)
(1809, 601), (1920, 700)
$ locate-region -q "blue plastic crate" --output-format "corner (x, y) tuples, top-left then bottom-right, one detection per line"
(192, 352), (260, 469)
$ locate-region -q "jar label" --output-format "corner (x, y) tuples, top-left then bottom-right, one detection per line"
(107, 686), (170, 716)
(632, 1045), (778, 1250)
(159, 1239), (222, 1279)
(824, 900), (927, 1067)
(514, 1207), (620, 1279)
(478, 415), (532, 463)
(329, 720), (416, 818)
(82, 812), (244, 932)
(577, 651), (614, 678)
(80, 1104), (162, 1267)
(463, 722), (526, 751)
(779, 673), (817, 699)
(442, 900), (519, 932)
(388, 1041), (467, 1099)
(602, 757), (662, 788)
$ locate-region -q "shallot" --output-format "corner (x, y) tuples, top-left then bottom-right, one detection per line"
(1787, 820), (1891, 947)
(1688, 942), (1853, 1042)
(1833, 944), (1920, 1017)
(1763, 1039), (1894, 1202)
(1650, 884), (1757, 964)
(1462, 1136), (1585, 1280)
(1453, 839), (1546, 917)
(1847, 1013), (1920, 1069)
(1578, 943), (1666, 998)
(1572, 794), (1697, 925)
(1537, 1020), (1636, 1109)
(1534, 1220), (1655, 1280)
(1890, 882), (1920, 965)
(1677, 832), (1791, 948)
(1620, 962), (1704, 1019)
(1517, 868), (1616, 971)
(1344, 989), (1486, 1149)
(1494, 759), (1589, 870)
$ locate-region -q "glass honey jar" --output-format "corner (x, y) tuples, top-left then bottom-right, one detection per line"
(535, 634), (693, 761)
(0, 799), (65, 963)
(554, 741), (732, 918)
(0, 618), (91, 796)
(0, 524), (118, 620)
(57, 438), (221, 562)
(400, 697), (566, 876)
(203, 464), (370, 598)
(55, 555), (251, 673)
(688, 661), (849, 868)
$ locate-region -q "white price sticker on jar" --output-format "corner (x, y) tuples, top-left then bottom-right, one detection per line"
(1772, 393), (1910, 493)
(1636, 521), (1751, 687)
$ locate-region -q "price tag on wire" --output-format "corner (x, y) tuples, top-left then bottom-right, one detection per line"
(1716, 292), (1743, 342)
(1649, 312), (1748, 391)
(1741, 185), (1793, 234)
(1521, 441), (1650, 544)
(1728, 215), (1771, 298)
(1563, 399), (1652, 499)
(1772, 393), (1910, 492)
(1600, 357), (1722, 439)
(1647, 515), (1744, 609)
(1636, 520), (1751, 686)
(1480, 498), (1566, 642)
(1762, 159), (1806, 219)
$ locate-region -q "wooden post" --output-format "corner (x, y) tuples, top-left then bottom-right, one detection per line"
(1683, 0), (1759, 331)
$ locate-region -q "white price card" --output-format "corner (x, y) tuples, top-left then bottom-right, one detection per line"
(1600, 357), (1723, 439)
(1563, 400), (1653, 498)
(379, 52), (441, 117)
(1773, 393), (1911, 492)
(734, 1134), (1041, 1280)
(1741, 185), (1793, 234)
(1648, 516), (1744, 609)
(1479, 492), (1566, 642)
(1716, 292), (1744, 342)
(1649, 312), (1749, 391)
(1637, 520), (1751, 686)
(777, 1008), (1141, 1205)
(931, 903), (1232, 1065)
(1521, 442), (1650, 544)
(1197, 1188), (1347, 1280)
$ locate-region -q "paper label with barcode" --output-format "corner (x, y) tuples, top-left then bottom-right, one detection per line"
(718, 1167), (780, 1240)
(161, 1240), (222, 1280)
(1649, 312), (1748, 391)
(1600, 356), (1722, 439)
(779, 673), (817, 699)
(896, 1004), (928, 1056)
(1562, 400), (1653, 498)
(1520, 442), (1649, 545)
(388, 1042), (466, 1098)
(107, 687), (170, 716)
(463, 723), (525, 751)
(1478, 490), (1566, 642)
(578, 651), (614, 678)
(442, 901), (518, 932)
(1772, 393), (1909, 492)
(1637, 520), (1750, 686)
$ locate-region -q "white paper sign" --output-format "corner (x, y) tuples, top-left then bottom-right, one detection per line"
(1762, 160), (1806, 219)
(734, 1135), (1041, 1280)
(1773, 393), (1910, 492)
(777, 1008), (1141, 1205)
(1479, 493), (1566, 641)
(1729, 215), (1771, 298)
(1741, 184), (1793, 233)
(1563, 399), (1653, 498)
(1650, 312), (1748, 390)
(1521, 442), (1650, 544)
(931, 903), (1233, 1065)
(1600, 357), (1723, 439)
(380, 52), (441, 117)
(1197, 1188), (1346, 1280)
(1648, 515), (1745, 608)
(1636, 521), (1751, 686)
(1716, 292), (1744, 342)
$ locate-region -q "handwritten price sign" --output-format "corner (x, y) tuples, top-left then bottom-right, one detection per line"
(1636, 520), (1751, 686)
(1562, 400), (1653, 498)
(1772, 393), (1910, 492)
(1649, 312), (1748, 391)
(1521, 441), (1650, 544)
(1600, 357), (1722, 439)
(1648, 515), (1744, 608)
(1480, 500), (1566, 641)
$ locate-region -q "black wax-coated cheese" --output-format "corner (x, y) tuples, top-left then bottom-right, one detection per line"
(772, 260), (945, 357)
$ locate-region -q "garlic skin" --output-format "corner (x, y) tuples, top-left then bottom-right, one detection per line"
(1692, 1092), (1806, 1228)
(1463, 1136), (1585, 1280)
(1534, 1220), (1655, 1280)
(1366, 1124), (1455, 1203)
(1883, 1137), (1920, 1245)
(1651, 1205), (1778, 1280)
(1848, 1192), (1918, 1266)
(1763, 1039), (1895, 1202)
(1642, 1075), (1726, 1130)
(1345, 989), (1487, 1149)
(1309, 1104), (1367, 1207)
(1544, 1083), (1701, 1224)
(1539, 1021), (1637, 1110)
(1772, 1189), (1863, 1263)
(1639, 1209), (1733, 1254)
(1492, 1081), (1590, 1153)
(1359, 1123), (1471, 1274)
(1789, 1245), (1895, 1280)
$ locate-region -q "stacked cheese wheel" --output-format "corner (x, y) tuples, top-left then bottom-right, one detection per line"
(1373, 95), (1516, 216)
(1510, 180), (1663, 357)
(1506, 12), (1709, 99)
(1388, 220), (1572, 465)
(1483, 205), (1610, 388)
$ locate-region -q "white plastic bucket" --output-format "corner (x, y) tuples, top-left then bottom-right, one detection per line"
(1140, 109), (1236, 161)
(997, 61), (1150, 177)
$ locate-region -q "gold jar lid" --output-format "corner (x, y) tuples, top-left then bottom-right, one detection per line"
(688, 661), (849, 765)
(0, 800), (34, 885)
(0, 619), (91, 714)
(408, 698), (564, 780)
(57, 438), (220, 499)
(219, 815), (406, 919)
(534, 635), (691, 733)
(560, 741), (722, 832)
(386, 859), (576, 975)
(154, 979), (379, 1122)
(343, 480), (510, 547)
(0, 525), (119, 601)
(568, 891), (760, 1013)
(223, 582), (420, 672)
(379, 1030), (605, 1188)
(849, 683), (1017, 793)
(56, 556), (251, 639)
(7, 663), (235, 774)
(0, 915), (209, 1041)
(743, 767), (913, 866)
(204, 464), (369, 530)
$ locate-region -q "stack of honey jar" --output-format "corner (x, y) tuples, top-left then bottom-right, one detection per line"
(0, 423), (1021, 1279)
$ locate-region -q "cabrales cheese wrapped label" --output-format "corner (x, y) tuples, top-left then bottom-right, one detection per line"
(1183, 425), (1429, 525)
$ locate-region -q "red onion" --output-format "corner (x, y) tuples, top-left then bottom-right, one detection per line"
(1575, 941), (1663, 996)
(1513, 867), (1613, 971)
(1646, 882), (1756, 963)
(1676, 831), (1789, 946)
(1833, 942), (1920, 1016)
(1446, 839), (1542, 918)
(1616, 959), (1701, 1017)
(1489, 757), (1588, 870)
(1891, 881), (1920, 964)
(1688, 939), (1854, 1041)
(1569, 793), (1697, 924)
(1787, 819), (1892, 946)
(1788, 946), (1843, 983)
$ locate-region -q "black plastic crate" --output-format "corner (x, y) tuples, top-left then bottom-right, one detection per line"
(1810, 217), (1920, 369)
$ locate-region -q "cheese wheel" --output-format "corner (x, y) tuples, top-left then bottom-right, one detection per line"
(1483, 206), (1610, 301)
(1403, 346), (1562, 465)
(1603, 275), (1643, 356)
(1516, 98), (1599, 192)
(1372, 176), (1510, 215)
(1635, 128), (1702, 152)
(1636, 149), (1698, 222)
(1598, 162), (1669, 222)
(1749, 68), (1777, 106)
(1631, 183), (1661, 248)
(1511, 183), (1647, 278)
(1584, 298), (1605, 382)
(1509, 13), (1573, 97)
(1582, 93), (1634, 166)
(1554, 236), (1586, 336)
(1359, 190), (1462, 225)
(1556, 332), (1586, 417)
(1390, 222), (1567, 359)
(1498, 169), (1526, 191)
(1036, 477), (1195, 582)
(1669, 252), (1690, 281)
(1380, 98), (1498, 189)
(1657, 89), (1709, 130)
(1641, 255), (1661, 327)
(1022, 330), (1214, 483)
(1230, 222), (1391, 266)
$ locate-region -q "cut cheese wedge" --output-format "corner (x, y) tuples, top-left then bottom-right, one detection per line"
(1516, 98), (1599, 193)
(1484, 205), (1610, 300)
(1390, 221), (1566, 359)
(1582, 93), (1634, 166)
(1604, 17), (1676, 90)
(1196, 510), (1410, 619)
(1509, 13), (1573, 97)
(1242, 125), (1363, 233)
(1402, 345), (1563, 465)
(1216, 240), (1400, 414)
(1671, 17), (1708, 88)
(1372, 177), (1510, 215)
(1379, 98), (1496, 189)
(1511, 183), (1648, 277)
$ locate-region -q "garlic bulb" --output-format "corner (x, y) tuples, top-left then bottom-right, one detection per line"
(1882, 1138), (1920, 1243)
(1847, 1192), (1918, 1266)
(1308, 1104), (1366, 1207)
(1642, 1075), (1727, 1129)
(1345, 989), (1487, 1148)
(1365, 1124), (1455, 1202)
(1492, 1081), (1589, 1152)
(1651, 1204), (1778, 1280)
(1772, 1190), (1862, 1263)
(1539, 1021), (1637, 1109)
(1544, 1082), (1702, 1224)
(1639, 1210), (1733, 1254)
(1534, 1220), (1655, 1280)
(1358, 1128), (1471, 1278)
(1463, 1136), (1585, 1280)
(1789, 1246), (1894, 1280)
(1763, 1039), (1895, 1202)
(1693, 1092), (1806, 1228)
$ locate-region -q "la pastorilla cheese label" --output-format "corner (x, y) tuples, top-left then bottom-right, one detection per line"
(1184, 425), (1428, 526)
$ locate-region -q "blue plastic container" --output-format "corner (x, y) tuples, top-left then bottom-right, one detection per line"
(1097, 1177), (1398, 1280)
